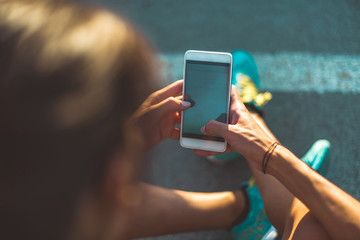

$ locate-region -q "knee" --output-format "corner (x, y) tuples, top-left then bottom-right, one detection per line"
(286, 211), (331, 240)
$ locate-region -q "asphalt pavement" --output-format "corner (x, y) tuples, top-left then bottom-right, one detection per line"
(84, 1), (360, 239)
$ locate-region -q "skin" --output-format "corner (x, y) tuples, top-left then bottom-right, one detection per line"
(130, 80), (189, 150)
(129, 82), (330, 240)
(74, 81), (245, 240)
(196, 85), (360, 239)
(77, 80), (359, 240)
(124, 183), (245, 239)
(124, 80), (246, 238)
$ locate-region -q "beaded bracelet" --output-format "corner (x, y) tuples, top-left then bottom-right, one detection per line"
(262, 142), (280, 174)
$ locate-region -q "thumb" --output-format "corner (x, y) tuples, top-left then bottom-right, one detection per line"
(201, 120), (230, 139)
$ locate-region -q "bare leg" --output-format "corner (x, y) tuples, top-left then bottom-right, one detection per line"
(123, 114), (331, 239)
(124, 183), (246, 239)
(250, 113), (330, 239)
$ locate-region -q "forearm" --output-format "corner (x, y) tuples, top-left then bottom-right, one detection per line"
(125, 183), (244, 238)
(267, 145), (360, 239)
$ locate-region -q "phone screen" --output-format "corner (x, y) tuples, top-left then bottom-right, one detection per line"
(182, 60), (230, 142)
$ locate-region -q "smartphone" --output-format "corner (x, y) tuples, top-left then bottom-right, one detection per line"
(180, 50), (232, 152)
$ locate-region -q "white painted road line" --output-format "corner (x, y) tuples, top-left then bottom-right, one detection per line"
(159, 53), (360, 93)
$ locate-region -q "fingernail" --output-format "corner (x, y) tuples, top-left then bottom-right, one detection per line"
(200, 126), (205, 133)
(181, 101), (191, 107)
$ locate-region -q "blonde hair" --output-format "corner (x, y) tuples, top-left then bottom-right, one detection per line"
(0, 0), (157, 238)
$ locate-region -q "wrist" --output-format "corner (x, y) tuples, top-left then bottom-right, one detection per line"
(261, 142), (281, 174)
(265, 144), (287, 176)
(243, 137), (274, 168)
(265, 145), (305, 178)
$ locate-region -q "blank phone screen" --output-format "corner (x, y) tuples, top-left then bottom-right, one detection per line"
(182, 60), (230, 142)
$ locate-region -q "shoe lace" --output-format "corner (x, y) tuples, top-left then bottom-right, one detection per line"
(235, 73), (272, 107)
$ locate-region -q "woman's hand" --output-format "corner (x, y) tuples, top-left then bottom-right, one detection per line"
(131, 80), (190, 151)
(194, 86), (273, 170)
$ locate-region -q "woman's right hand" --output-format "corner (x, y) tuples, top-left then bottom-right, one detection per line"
(194, 85), (274, 171)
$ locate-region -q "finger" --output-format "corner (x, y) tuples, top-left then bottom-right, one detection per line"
(193, 148), (232, 157)
(170, 128), (180, 140)
(175, 95), (183, 100)
(175, 113), (181, 125)
(231, 85), (242, 102)
(230, 111), (239, 125)
(153, 96), (190, 117)
(231, 85), (248, 111)
(229, 85), (246, 124)
(151, 80), (184, 104)
(200, 120), (230, 139)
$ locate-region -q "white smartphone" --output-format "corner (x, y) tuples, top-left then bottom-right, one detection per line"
(180, 50), (232, 152)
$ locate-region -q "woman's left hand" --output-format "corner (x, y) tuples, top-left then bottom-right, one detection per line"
(131, 80), (190, 150)
(193, 86), (273, 171)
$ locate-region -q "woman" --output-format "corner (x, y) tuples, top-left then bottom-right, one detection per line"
(0, 0), (243, 239)
(0, 0), (157, 238)
(0, 0), (359, 239)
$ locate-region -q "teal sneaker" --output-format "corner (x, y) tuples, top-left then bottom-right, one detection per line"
(231, 178), (274, 240)
(230, 140), (331, 240)
(231, 50), (260, 89)
(301, 139), (331, 176)
(231, 50), (272, 112)
(208, 50), (272, 163)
